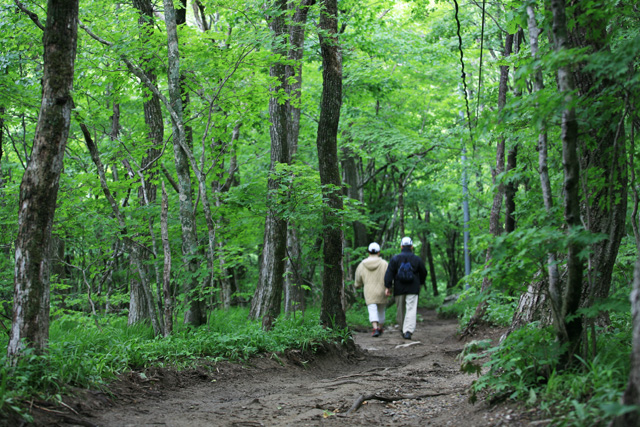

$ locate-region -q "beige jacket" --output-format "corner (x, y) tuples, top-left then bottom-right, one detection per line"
(354, 256), (389, 305)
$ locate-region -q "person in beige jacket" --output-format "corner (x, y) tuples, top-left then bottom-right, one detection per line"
(354, 242), (389, 337)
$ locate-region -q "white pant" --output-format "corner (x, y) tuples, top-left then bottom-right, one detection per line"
(367, 303), (386, 325)
(398, 294), (418, 333)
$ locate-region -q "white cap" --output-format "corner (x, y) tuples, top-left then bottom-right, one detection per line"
(368, 242), (381, 253)
(401, 237), (413, 246)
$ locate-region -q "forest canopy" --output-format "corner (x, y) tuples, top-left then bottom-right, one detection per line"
(1, 0), (640, 425)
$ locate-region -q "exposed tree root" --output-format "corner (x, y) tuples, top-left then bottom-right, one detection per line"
(345, 388), (466, 415)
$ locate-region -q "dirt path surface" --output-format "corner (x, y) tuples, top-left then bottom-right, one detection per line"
(29, 309), (546, 426)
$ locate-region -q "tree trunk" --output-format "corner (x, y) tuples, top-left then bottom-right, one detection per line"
(162, 0), (206, 327)
(464, 33), (513, 333)
(504, 30), (524, 235)
(504, 143), (517, 233)
(161, 182), (173, 337)
(249, 0), (290, 330)
(569, 13), (628, 313)
(317, 0), (347, 330)
(8, 0), (79, 358)
(510, 5), (562, 332)
(552, 0), (583, 355)
(424, 211), (438, 296)
(284, 0), (314, 316)
(80, 124), (162, 336)
(613, 249), (640, 426)
(212, 124), (240, 309)
(341, 146), (367, 280)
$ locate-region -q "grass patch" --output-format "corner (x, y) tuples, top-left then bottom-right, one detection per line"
(0, 307), (350, 422)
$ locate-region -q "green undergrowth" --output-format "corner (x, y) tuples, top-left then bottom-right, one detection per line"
(0, 307), (349, 422)
(438, 287), (517, 329)
(460, 316), (635, 426)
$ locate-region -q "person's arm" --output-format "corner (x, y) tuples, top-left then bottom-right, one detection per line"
(384, 257), (395, 290)
(354, 263), (363, 289)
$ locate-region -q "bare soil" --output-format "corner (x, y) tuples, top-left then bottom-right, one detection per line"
(18, 309), (550, 426)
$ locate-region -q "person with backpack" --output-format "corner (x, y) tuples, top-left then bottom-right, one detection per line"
(354, 242), (389, 337)
(384, 236), (428, 340)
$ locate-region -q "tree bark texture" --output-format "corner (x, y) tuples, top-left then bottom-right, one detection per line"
(614, 257), (640, 426)
(161, 182), (173, 337)
(162, 0), (205, 326)
(568, 12), (628, 309)
(250, 0), (290, 330)
(552, 0), (583, 353)
(283, 0), (314, 315)
(9, 0), (79, 358)
(317, 0), (346, 330)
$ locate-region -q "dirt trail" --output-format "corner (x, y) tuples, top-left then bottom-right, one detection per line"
(30, 309), (545, 426)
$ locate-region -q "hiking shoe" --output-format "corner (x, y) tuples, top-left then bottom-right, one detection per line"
(372, 328), (381, 337)
(378, 327), (384, 336)
(403, 331), (412, 340)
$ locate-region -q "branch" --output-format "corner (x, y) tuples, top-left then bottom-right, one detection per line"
(14, 0), (45, 31)
(345, 389), (465, 415)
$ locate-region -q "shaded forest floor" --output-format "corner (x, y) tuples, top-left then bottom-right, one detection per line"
(22, 309), (551, 426)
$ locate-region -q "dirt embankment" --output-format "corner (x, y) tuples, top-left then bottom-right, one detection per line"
(21, 309), (547, 426)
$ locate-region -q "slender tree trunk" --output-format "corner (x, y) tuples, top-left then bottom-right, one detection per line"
(464, 33), (513, 333)
(424, 211), (438, 296)
(212, 124), (240, 309)
(250, 0), (290, 330)
(131, 0), (165, 323)
(504, 144), (517, 233)
(509, 7), (562, 332)
(284, 0), (314, 315)
(161, 182), (173, 337)
(317, 0), (346, 330)
(504, 30), (523, 234)
(552, 0), (583, 355)
(80, 125), (162, 336)
(8, 0), (79, 358)
(162, 0), (206, 327)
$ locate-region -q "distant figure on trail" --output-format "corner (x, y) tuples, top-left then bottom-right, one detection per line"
(354, 242), (389, 337)
(384, 237), (427, 340)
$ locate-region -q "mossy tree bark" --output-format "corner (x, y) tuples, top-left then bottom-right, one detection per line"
(9, 0), (79, 358)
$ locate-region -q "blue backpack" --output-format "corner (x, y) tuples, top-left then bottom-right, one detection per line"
(397, 258), (414, 283)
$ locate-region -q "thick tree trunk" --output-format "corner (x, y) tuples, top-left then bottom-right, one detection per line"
(250, 0), (290, 330)
(8, 0), (79, 358)
(569, 16), (628, 312)
(317, 0), (346, 330)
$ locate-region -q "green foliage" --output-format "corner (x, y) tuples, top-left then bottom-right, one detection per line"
(0, 307), (350, 421)
(466, 322), (634, 426)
